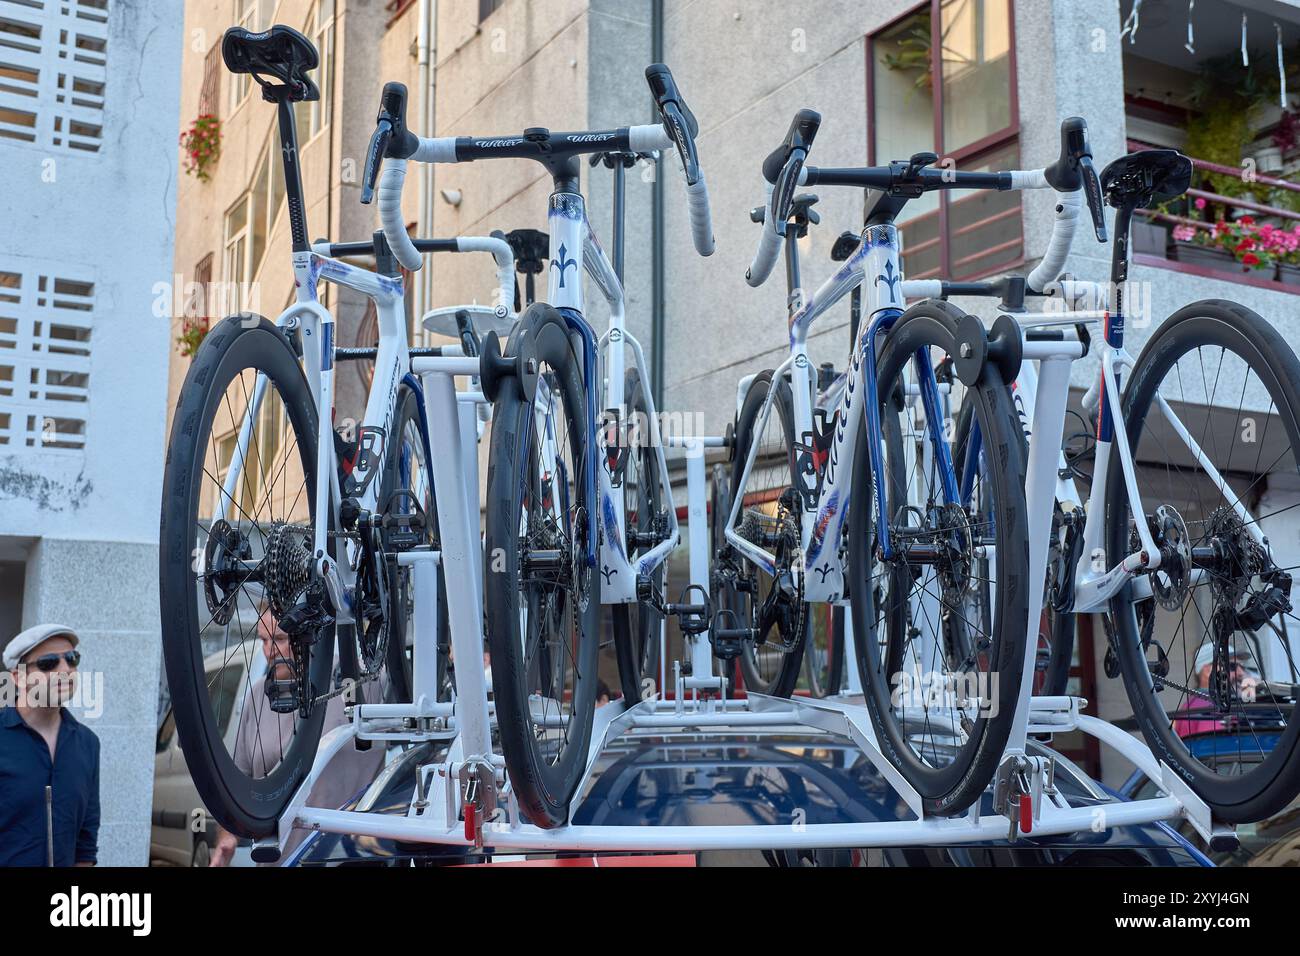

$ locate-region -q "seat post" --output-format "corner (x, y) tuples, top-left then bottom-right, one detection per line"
(275, 94), (310, 254)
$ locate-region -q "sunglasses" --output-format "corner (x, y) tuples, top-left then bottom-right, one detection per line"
(25, 650), (81, 672)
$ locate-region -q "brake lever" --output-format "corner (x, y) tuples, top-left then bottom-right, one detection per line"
(770, 149), (806, 237)
(361, 119), (392, 205)
(661, 101), (701, 185)
(1079, 154), (1108, 242)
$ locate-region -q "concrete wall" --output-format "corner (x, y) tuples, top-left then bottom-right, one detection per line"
(0, 0), (183, 865)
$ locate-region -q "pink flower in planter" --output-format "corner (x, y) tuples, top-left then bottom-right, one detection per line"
(1173, 225), (1196, 242)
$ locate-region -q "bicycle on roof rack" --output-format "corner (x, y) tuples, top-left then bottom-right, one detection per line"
(363, 58), (718, 830)
(942, 142), (1300, 825)
(159, 24), (521, 844)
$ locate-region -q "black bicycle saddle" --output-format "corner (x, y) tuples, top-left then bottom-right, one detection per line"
(1099, 149), (1193, 209)
(222, 25), (320, 103)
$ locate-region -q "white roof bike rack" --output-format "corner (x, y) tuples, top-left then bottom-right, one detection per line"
(256, 314), (1232, 863)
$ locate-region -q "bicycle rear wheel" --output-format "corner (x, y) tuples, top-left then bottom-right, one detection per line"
(850, 304), (1029, 816)
(484, 306), (599, 828)
(612, 367), (665, 705)
(159, 315), (333, 838)
(1107, 300), (1300, 823)
(727, 370), (808, 698)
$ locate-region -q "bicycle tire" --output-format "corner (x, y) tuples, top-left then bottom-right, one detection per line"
(612, 366), (664, 705)
(730, 370), (808, 698)
(484, 305), (599, 828)
(850, 303), (1029, 816)
(159, 315), (333, 839)
(1107, 299), (1300, 823)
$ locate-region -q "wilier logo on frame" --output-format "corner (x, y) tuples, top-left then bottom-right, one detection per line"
(49, 887), (151, 937)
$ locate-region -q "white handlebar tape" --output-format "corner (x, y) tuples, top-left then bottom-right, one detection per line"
(1027, 188), (1082, 293)
(379, 161), (423, 273)
(456, 236), (517, 318)
(628, 124), (673, 152)
(1007, 168), (1050, 190)
(413, 136), (458, 164)
(686, 173), (715, 256)
(746, 183), (781, 288)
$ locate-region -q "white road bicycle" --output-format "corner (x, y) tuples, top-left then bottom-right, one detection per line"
(159, 26), (519, 839)
(718, 112), (1165, 816)
(948, 145), (1300, 824)
(365, 63), (716, 828)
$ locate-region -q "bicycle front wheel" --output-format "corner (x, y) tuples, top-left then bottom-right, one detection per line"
(850, 304), (1029, 816)
(159, 315), (333, 838)
(484, 307), (599, 829)
(1107, 299), (1300, 823)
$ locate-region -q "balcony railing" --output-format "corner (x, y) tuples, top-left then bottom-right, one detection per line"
(1128, 138), (1300, 294)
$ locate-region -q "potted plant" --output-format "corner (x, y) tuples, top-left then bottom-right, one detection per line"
(1216, 216), (1279, 273)
(1264, 221), (1300, 284)
(880, 13), (933, 92)
(1273, 110), (1300, 167)
(180, 115), (221, 182)
(1172, 216), (1278, 275)
(177, 316), (210, 358)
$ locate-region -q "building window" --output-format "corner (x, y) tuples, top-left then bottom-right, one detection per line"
(230, 0), (271, 112)
(309, 0), (334, 140)
(198, 42), (221, 119)
(479, 0), (506, 23)
(869, 0), (1020, 280)
(0, 263), (94, 452)
(223, 132), (288, 295)
(0, 0), (109, 153)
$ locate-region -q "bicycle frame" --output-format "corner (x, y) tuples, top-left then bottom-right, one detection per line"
(1001, 299), (1267, 618)
(724, 222), (957, 607)
(543, 177), (682, 604)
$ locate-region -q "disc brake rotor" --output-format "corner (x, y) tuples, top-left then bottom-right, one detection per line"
(1151, 504), (1191, 611)
(203, 518), (251, 625)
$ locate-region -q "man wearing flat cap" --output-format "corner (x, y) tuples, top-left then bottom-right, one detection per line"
(0, 624), (100, 866)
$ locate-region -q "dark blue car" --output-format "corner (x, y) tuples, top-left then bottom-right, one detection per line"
(1120, 726), (1300, 867)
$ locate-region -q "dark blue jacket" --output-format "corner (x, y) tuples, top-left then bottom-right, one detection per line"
(0, 707), (100, 866)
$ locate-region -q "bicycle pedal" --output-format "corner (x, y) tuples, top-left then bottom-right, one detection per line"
(665, 584), (711, 636)
(266, 666), (299, 715)
(710, 608), (755, 661)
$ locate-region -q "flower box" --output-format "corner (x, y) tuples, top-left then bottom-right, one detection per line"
(1171, 239), (1236, 271)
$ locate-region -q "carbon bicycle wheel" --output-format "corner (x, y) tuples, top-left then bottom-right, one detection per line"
(159, 315), (333, 839)
(612, 367), (665, 705)
(850, 304), (1029, 816)
(1107, 299), (1300, 823)
(484, 306), (599, 828)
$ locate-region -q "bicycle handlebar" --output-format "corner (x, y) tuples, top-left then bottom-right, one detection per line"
(751, 116), (1106, 296)
(746, 110), (820, 287)
(361, 66), (714, 272)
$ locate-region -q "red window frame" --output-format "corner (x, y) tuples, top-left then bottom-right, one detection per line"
(866, 0), (1022, 280)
